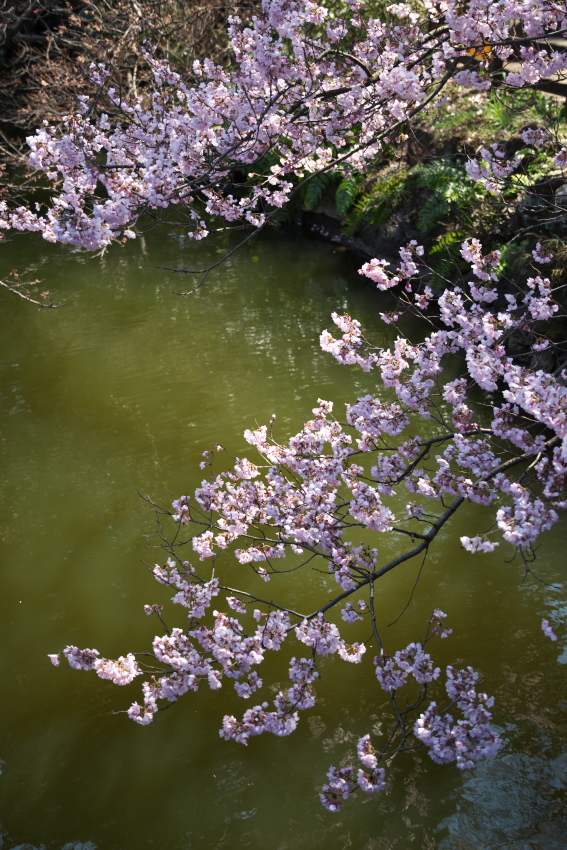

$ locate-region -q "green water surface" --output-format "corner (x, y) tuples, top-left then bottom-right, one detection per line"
(0, 227), (565, 849)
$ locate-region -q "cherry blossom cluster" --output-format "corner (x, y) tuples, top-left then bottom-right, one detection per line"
(49, 646), (142, 687)
(542, 619), (559, 641)
(341, 242), (567, 543)
(320, 762), (387, 813)
(1, 0), (566, 247)
(374, 642), (441, 691)
(465, 145), (523, 194)
(414, 666), (502, 770)
(321, 613), (500, 811)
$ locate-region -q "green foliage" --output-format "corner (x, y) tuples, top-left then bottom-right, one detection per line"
(532, 92), (567, 128)
(506, 149), (557, 195)
(302, 172), (334, 210)
(485, 91), (528, 133)
(412, 159), (484, 231)
(429, 229), (468, 288)
(496, 240), (531, 279)
(485, 88), (567, 135)
(430, 229), (467, 257)
(335, 174), (362, 217)
(341, 158), (486, 240)
(344, 169), (411, 234)
(270, 203), (301, 228)
(416, 195), (452, 232)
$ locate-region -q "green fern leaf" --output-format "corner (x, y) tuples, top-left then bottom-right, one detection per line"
(335, 175), (361, 217)
(417, 196), (451, 230)
(344, 169), (410, 233)
(303, 173), (332, 210)
(430, 230), (467, 255)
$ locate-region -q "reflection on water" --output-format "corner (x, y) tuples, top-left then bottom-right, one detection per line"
(0, 227), (565, 849)
(439, 743), (567, 849)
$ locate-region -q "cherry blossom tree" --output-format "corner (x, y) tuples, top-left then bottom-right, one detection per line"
(3, 0), (567, 811)
(1, 0), (566, 248)
(0, 0), (260, 168)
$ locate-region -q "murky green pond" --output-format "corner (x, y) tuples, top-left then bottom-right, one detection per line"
(0, 227), (565, 849)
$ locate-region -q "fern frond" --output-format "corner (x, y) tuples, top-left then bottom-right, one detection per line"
(344, 169), (410, 234)
(303, 173), (333, 210)
(335, 175), (361, 217)
(413, 159), (486, 230)
(417, 196), (451, 231)
(270, 203), (300, 227)
(430, 229), (467, 255)
(413, 160), (462, 191)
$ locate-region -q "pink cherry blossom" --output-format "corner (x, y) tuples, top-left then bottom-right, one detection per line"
(542, 619), (558, 641)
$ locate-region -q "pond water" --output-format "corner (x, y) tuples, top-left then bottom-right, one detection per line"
(0, 226), (566, 849)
